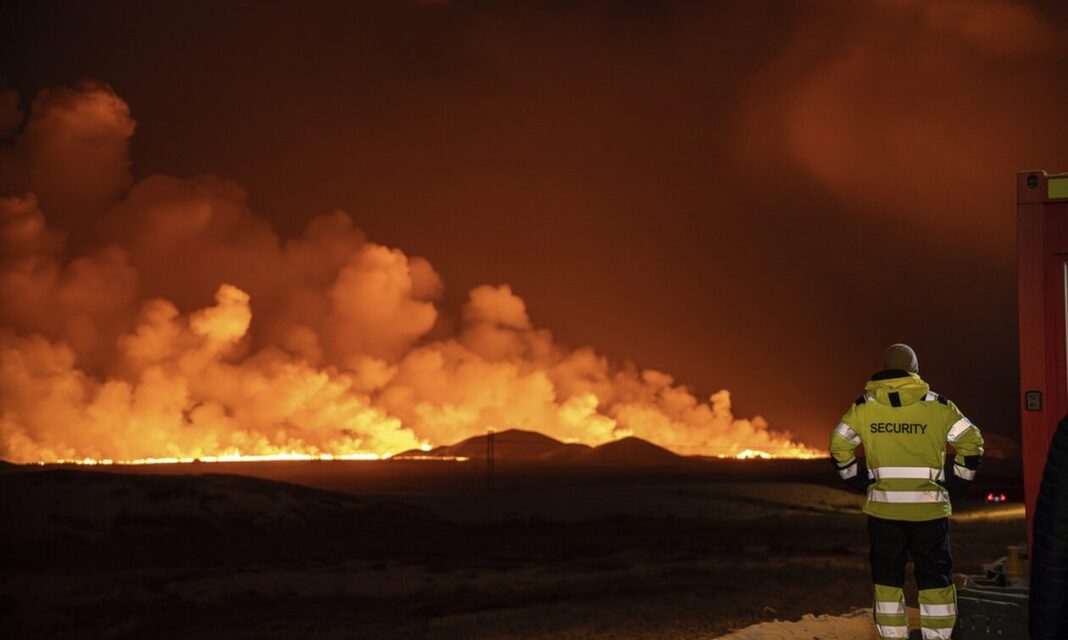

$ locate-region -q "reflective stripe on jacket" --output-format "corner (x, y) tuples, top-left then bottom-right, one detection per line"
(829, 371), (984, 521)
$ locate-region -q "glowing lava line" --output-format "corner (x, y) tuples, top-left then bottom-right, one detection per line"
(720, 449), (826, 460)
(35, 452), (414, 466)
(35, 447), (825, 465)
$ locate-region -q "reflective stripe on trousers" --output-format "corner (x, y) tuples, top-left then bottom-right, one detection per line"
(919, 585), (957, 639)
(920, 603), (956, 617)
(873, 584), (908, 640)
(876, 624), (909, 638)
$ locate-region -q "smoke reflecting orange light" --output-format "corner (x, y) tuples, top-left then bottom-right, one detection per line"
(3, 83), (822, 465)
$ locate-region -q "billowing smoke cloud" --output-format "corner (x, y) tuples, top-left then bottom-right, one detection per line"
(737, 0), (1067, 257)
(0, 83), (814, 463)
(0, 82), (134, 235)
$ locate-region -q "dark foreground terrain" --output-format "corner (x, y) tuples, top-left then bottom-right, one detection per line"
(0, 457), (1025, 639)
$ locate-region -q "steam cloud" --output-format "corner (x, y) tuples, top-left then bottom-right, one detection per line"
(738, 0), (1067, 255)
(0, 83), (814, 463)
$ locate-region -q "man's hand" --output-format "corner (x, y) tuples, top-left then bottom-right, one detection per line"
(945, 474), (971, 501)
(834, 457), (869, 495)
(946, 454), (982, 501)
(846, 471), (870, 495)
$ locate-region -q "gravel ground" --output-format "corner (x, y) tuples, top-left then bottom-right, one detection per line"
(0, 467), (1024, 639)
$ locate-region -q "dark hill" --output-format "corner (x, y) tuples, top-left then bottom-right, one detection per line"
(397, 428), (592, 463)
(396, 429), (689, 467)
(585, 436), (687, 466)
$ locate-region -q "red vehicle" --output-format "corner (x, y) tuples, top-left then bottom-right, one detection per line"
(1017, 169), (1068, 543)
(956, 172), (1067, 638)
(1016, 170), (1068, 640)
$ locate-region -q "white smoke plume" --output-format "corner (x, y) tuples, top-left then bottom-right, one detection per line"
(0, 82), (815, 463)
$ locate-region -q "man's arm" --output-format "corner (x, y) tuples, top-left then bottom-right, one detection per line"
(945, 399), (984, 497)
(830, 403), (867, 493)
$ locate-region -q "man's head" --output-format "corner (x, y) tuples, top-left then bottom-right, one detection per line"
(882, 343), (918, 373)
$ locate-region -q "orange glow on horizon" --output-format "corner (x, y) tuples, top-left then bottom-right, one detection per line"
(30, 439), (824, 466)
(34, 451), (475, 465)
(36, 451), (387, 466)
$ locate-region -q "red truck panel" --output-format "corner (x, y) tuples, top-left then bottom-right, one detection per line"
(1017, 170), (1068, 546)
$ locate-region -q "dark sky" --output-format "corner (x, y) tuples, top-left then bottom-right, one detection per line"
(2, 0), (1066, 445)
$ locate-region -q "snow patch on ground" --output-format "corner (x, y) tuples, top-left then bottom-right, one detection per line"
(718, 608), (920, 639)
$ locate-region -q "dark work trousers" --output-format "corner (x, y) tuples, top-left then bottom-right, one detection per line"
(868, 515), (953, 589)
(868, 516), (958, 638)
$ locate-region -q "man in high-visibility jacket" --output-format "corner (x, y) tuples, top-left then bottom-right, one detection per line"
(830, 344), (984, 640)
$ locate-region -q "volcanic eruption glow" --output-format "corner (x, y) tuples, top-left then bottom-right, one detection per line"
(731, 449), (775, 460)
(0, 83), (821, 465)
(37, 452), (387, 466)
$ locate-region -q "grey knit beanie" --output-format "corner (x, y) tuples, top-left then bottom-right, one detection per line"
(882, 343), (918, 373)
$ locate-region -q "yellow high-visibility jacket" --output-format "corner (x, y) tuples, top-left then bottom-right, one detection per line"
(829, 371), (985, 521)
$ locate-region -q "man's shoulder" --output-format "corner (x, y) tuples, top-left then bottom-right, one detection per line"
(921, 390), (950, 406)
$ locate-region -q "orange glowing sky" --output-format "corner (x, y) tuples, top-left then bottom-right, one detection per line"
(1, 0), (1066, 459)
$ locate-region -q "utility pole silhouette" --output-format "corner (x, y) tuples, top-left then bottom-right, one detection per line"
(486, 428), (495, 492)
